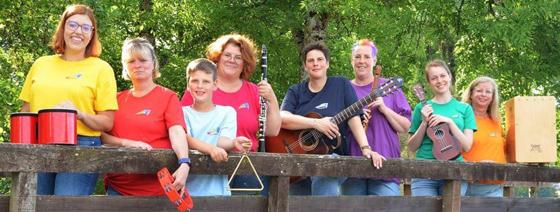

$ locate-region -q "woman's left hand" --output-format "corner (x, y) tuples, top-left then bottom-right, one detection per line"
(362, 149), (386, 169)
(257, 80), (276, 102)
(368, 97), (388, 114)
(172, 163), (190, 196)
(427, 114), (453, 127)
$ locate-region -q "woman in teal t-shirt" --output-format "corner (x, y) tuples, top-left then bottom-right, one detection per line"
(407, 59), (477, 196)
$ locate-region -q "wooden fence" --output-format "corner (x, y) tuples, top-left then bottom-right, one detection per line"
(1, 143), (559, 212)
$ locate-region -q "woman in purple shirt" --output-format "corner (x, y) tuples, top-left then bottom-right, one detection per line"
(342, 39), (412, 196)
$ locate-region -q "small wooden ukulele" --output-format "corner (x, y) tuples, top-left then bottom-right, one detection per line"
(412, 84), (461, 160)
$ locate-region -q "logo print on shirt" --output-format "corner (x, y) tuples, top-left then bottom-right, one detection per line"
(452, 114), (461, 119)
(239, 102), (250, 110)
(315, 103), (328, 110)
(207, 127), (220, 135)
(65, 73), (82, 79)
(136, 109), (151, 116)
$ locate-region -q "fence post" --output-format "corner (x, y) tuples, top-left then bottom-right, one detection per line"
(442, 180), (461, 212)
(268, 176), (289, 212)
(403, 178), (411, 196)
(10, 172), (37, 212)
(503, 185), (515, 197)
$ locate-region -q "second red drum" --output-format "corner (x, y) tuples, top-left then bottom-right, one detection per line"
(38, 109), (78, 145)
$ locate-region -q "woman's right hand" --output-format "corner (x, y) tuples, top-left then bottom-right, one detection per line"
(121, 139), (153, 151)
(312, 117), (340, 139)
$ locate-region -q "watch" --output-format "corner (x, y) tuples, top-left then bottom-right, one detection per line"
(177, 157), (191, 167)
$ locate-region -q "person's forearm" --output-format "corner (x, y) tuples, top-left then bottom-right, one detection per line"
(265, 97), (281, 136)
(348, 116), (369, 148)
(381, 108), (410, 133)
(21, 102), (30, 112)
(408, 121), (427, 152)
(169, 125), (189, 158)
(79, 111), (114, 132)
(217, 137), (236, 151)
(280, 111), (315, 130)
(101, 132), (123, 146)
(447, 122), (473, 151)
(187, 135), (217, 155)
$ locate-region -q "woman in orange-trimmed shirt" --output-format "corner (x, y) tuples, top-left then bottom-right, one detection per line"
(461, 76), (507, 197)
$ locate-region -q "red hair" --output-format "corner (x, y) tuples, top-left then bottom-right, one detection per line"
(50, 4), (101, 57)
(206, 34), (256, 80)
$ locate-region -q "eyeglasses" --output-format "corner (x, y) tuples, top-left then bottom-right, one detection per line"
(222, 53), (243, 63)
(66, 20), (94, 34)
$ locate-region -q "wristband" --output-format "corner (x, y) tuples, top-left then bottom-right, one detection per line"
(177, 157), (191, 167)
(360, 145), (371, 150)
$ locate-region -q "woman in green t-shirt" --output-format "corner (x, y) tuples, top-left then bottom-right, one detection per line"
(407, 59), (477, 196)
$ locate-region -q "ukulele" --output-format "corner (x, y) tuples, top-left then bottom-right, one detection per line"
(266, 77), (404, 155)
(412, 84), (461, 160)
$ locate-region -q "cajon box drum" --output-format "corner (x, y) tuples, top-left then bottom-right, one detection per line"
(504, 96), (557, 163)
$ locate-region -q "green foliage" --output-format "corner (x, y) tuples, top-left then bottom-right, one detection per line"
(0, 0), (558, 192)
(0, 177), (10, 195)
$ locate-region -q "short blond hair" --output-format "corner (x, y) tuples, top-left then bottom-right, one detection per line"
(121, 38), (160, 80)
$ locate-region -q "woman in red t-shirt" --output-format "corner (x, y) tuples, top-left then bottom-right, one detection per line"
(101, 38), (190, 196)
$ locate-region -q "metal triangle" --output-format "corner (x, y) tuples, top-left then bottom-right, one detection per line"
(227, 153), (264, 191)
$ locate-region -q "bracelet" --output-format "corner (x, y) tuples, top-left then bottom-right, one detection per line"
(360, 145), (371, 150)
(177, 157), (191, 167)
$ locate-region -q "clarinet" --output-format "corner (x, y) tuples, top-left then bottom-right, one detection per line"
(258, 45), (268, 152)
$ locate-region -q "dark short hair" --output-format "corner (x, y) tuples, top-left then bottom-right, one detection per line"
(186, 58), (217, 81)
(301, 41), (330, 63)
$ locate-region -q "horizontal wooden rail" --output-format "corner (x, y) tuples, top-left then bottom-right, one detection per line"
(1, 143), (559, 182)
(1, 195), (560, 212)
(1, 143), (559, 212)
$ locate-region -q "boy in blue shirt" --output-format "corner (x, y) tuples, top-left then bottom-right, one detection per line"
(183, 58), (251, 196)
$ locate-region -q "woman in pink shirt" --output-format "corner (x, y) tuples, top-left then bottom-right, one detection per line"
(181, 34), (281, 191)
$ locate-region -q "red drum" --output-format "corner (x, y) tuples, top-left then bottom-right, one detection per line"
(10, 112), (38, 144)
(38, 109), (78, 145)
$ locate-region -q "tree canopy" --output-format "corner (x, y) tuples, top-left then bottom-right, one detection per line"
(1, 0), (558, 148)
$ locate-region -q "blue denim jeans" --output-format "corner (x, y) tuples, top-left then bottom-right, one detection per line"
(342, 178), (401, 196)
(289, 153), (345, 196)
(411, 178), (467, 196)
(466, 183), (503, 197)
(106, 185), (122, 196)
(230, 175), (269, 196)
(290, 176), (345, 196)
(37, 136), (101, 196)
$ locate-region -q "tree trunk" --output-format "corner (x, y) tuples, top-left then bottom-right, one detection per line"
(293, 10), (329, 80)
(140, 0), (155, 45)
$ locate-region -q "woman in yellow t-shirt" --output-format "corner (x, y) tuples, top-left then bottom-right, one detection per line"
(18, 4), (117, 195)
(462, 76), (507, 197)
